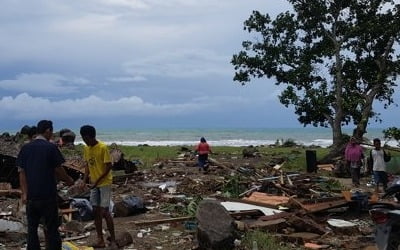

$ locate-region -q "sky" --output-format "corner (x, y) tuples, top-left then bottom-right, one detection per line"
(0, 0), (399, 131)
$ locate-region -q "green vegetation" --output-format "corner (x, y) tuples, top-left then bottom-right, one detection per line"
(158, 196), (202, 217)
(281, 138), (297, 148)
(232, 0), (400, 154)
(222, 175), (247, 198)
(383, 127), (400, 147)
(241, 230), (295, 250)
(317, 178), (345, 192)
(118, 145), (183, 168)
(112, 144), (330, 172)
(186, 196), (203, 217)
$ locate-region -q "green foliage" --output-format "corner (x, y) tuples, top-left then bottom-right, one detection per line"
(317, 178), (344, 192)
(383, 127), (400, 146)
(242, 230), (294, 250)
(159, 203), (187, 217)
(117, 145), (182, 168)
(281, 138), (297, 147)
(222, 175), (246, 198)
(159, 196), (203, 217)
(232, 0), (400, 147)
(186, 196), (203, 217)
(106, 144), (330, 173)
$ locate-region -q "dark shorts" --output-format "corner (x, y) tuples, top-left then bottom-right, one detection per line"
(198, 154), (208, 168)
(373, 171), (388, 185)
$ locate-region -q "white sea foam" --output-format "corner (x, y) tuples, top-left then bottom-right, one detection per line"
(76, 139), (334, 147)
(73, 128), (399, 148)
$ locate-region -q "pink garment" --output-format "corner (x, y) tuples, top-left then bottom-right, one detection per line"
(345, 143), (363, 162)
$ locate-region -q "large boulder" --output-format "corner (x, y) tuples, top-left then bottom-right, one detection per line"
(196, 200), (236, 250)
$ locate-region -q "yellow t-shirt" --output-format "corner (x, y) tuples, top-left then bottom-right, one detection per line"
(83, 141), (112, 187)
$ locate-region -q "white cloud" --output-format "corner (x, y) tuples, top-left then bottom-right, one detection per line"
(123, 49), (231, 78)
(0, 93), (202, 120)
(96, 0), (149, 10)
(0, 73), (88, 95)
(108, 76), (147, 83)
(0, 93), (260, 120)
(0, 0), (328, 129)
(55, 14), (119, 33)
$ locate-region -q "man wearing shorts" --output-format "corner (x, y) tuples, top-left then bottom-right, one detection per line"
(80, 125), (117, 249)
(370, 138), (391, 193)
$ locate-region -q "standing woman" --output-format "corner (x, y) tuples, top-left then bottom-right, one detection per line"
(344, 137), (364, 187)
(195, 137), (212, 172)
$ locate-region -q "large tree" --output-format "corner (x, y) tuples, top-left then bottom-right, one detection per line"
(232, 0), (400, 154)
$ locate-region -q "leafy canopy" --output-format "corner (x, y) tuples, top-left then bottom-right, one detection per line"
(232, 0), (400, 131)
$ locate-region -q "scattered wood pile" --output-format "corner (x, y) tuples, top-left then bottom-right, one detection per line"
(0, 137), (385, 249)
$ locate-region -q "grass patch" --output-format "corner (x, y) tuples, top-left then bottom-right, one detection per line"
(118, 145), (183, 168)
(241, 230), (295, 250)
(222, 175), (248, 198)
(96, 144), (331, 172)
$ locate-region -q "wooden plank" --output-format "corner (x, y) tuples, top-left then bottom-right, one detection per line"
(247, 218), (286, 229)
(242, 192), (290, 206)
(218, 196), (281, 209)
(0, 189), (22, 196)
(238, 185), (261, 198)
(60, 208), (78, 214)
(259, 211), (292, 221)
(290, 197), (348, 213)
(132, 216), (195, 226)
(317, 164), (335, 171)
(131, 210), (264, 226)
(62, 162), (85, 173)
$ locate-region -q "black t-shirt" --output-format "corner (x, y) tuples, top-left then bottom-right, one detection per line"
(16, 139), (65, 200)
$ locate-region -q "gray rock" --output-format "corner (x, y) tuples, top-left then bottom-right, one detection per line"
(196, 200), (235, 250)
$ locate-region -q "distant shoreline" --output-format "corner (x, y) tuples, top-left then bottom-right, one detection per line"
(3, 127), (394, 148)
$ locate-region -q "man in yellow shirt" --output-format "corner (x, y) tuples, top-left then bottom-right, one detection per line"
(80, 125), (117, 249)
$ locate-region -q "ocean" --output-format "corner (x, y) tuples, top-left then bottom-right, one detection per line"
(72, 127), (390, 147)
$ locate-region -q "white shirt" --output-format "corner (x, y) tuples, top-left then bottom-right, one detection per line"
(371, 149), (386, 172)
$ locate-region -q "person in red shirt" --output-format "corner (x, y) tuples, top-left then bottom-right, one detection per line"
(195, 137), (212, 172)
(344, 137), (364, 187)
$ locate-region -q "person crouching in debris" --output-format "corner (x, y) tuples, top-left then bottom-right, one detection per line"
(79, 125), (117, 249)
(195, 137), (212, 172)
(344, 136), (364, 187)
(17, 120), (74, 250)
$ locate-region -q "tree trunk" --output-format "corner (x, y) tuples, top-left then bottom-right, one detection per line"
(354, 87), (378, 141)
(319, 121), (346, 164)
(353, 116), (368, 141)
(323, 27), (345, 164)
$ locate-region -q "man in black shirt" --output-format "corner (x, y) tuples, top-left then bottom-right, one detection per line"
(17, 120), (74, 250)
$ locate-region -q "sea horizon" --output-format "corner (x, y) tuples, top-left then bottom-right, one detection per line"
(2, 127), (395, 148)
(77, 127), (393, 148)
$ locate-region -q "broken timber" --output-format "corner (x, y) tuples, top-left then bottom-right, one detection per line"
(242, 192), (290, 207)
(131, 210), (263, 226)
(290, 197), (348, 213)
